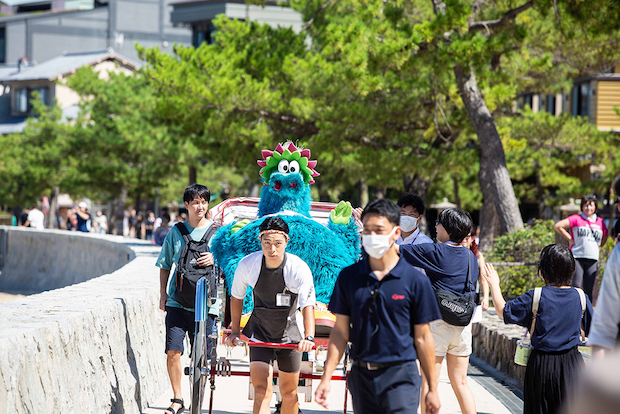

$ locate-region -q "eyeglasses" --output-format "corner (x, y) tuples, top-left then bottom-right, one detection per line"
(583, 195), (597, 200)
(435, 220), (441, 226)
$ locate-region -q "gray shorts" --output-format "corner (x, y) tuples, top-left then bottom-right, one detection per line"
(250, 347), (302, 373)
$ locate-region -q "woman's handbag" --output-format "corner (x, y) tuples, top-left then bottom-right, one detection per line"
(433, 253), (476, 326)
(514, 287), (542, 366)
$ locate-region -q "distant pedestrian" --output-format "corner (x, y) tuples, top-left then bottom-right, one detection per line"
(135, 212), (144, 239)
(154, 213), (171, 246)
(19, 207), (30, 227)
(24, 204), (44, 230)
(95, 210), (108, 234)
(145, 211), (155, 241)
(74, 202), (92, 233)
(129, 209), (137, 237)
(484, 244), (592, 414)
(554, 195), (608, 302)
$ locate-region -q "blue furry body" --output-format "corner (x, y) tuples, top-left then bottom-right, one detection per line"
(211, 171), (361, 313)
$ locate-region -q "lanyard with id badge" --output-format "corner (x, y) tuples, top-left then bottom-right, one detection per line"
(276, 287), (291, 307)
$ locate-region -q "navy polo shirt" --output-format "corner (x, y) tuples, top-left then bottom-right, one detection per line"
(329, 255), (441, 363)
(399, 243), (479, 295)
(504, 287), (593, 352)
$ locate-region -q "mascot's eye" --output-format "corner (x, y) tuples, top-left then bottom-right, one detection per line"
(278, 159), (290, 173)
(289, 160), (300, 173)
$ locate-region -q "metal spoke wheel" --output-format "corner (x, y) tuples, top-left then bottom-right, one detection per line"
(190, 319), (208, 414)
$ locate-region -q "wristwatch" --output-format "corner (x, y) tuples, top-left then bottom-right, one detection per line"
(305, 336), (315, 342)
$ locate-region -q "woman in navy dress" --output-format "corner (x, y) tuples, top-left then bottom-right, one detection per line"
(483, 244), (593, 414)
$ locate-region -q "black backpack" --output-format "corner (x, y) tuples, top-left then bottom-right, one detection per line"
(174, 222), (216, 308)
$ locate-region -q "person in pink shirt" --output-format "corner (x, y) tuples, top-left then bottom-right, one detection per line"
(555, 195), (608, 302)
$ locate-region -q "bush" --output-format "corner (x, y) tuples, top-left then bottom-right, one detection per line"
(487, 220), (556, 298)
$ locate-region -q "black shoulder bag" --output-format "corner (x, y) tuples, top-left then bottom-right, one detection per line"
(433, 251), (476, 326)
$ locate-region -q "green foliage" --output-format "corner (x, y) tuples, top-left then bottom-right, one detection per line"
(66, 67), (180, 203)
(487, 220), (556, 297)
(499, 110), (615, 208)
(0, 96), (78, 207)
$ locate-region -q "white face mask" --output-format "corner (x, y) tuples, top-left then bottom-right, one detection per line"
(362, 227), (397, 259)
(399, 215), (419, 233)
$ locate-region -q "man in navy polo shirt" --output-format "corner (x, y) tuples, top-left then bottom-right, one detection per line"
(315, 199), (441, 414)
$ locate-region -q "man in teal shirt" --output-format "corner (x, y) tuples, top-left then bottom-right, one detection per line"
(156, 183), (215, 414)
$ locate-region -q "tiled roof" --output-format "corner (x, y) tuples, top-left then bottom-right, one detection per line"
(0, 48), (140, 82)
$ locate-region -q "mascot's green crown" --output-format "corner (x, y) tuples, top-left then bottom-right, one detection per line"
(257, 142), (320, 186)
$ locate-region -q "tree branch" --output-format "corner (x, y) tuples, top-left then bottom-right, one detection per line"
(469, 1), (534, 34)
(302, 0), (341, 32)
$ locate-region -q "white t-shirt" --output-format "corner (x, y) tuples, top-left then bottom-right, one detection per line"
(232, 251), (316, 311)
(27, 209), (45, 229)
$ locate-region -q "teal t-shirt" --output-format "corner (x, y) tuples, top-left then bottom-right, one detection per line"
(155, 220), (213, 311)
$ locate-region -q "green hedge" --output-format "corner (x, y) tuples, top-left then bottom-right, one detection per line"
(487, 220), (556, 298)
(487, 219), (618, 298)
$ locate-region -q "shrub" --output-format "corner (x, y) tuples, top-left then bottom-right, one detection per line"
(487, 220), (556, 298)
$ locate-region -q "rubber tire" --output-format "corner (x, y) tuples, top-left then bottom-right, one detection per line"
(190, 320), (207, 414)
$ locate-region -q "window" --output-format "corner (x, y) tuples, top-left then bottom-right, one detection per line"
(192, 22), (217, 47)
(17, 3), (51, 13)
(546, 94), (556, 115)
(14, 88), (28, 113)
(517, 93), (534, 111)
(13, 86), (50, 114)
(572, 82), (590, 118)
(0, 27), (5, 64)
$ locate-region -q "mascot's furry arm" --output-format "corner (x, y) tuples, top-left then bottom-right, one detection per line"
(211, 142), (361, 313)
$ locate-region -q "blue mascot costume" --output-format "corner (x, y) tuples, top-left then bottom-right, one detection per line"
(211, 142), (361, 313)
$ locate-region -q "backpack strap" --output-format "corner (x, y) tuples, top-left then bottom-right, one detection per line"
(529, 287), (542, 336)
(575, 287), (587, 342)
(175, 222), (192, 244)
(199, 223), (216, 247)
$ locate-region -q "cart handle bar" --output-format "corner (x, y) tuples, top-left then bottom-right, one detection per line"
(244, 341), (318, 350)
(226, 371), (346, 381)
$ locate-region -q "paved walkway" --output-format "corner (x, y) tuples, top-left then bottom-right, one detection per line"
(144, 344), (520, 414)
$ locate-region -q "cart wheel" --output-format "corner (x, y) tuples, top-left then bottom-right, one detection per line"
(190, 320), (208, 414)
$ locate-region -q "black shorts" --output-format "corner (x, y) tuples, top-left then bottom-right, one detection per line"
(165, 306), (195, 355)
(250, 347), (302, 373)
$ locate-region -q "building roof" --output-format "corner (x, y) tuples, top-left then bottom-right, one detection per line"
(0, 49), (140, 82)
(0, 104), (79, 135)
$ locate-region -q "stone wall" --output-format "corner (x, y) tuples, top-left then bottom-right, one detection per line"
(472, 310), (528, 383)
(0, 228), (173, 414)
(0, 227), (134, 293)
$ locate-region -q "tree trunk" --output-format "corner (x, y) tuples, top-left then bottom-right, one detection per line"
(359, 179), (369, 208)
(403, 173), (431, 201)
(115, 187), (128, 236)
(249, 182), (260, 198)
(452, 175), (461, 209)
(189, 166), (197, 185)
(371, 186), (386, 201)
(454, 64), (524, 233)
(478, 163), (501, 252)
(47, 186), (59, 229)
(315, 180), (331, 202)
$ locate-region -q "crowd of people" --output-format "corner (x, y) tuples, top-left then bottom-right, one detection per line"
(152, 181), (620, 414)
(9, 183), (620, 414)
(11, 202), (184, 246)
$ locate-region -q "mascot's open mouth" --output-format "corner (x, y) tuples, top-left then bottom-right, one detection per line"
(275, 181), (282, 191)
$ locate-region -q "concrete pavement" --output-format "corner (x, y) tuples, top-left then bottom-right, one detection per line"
(144, 344), (517, 414)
